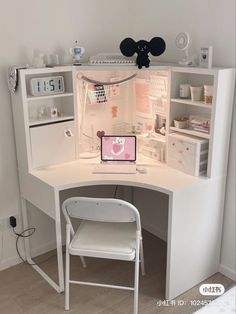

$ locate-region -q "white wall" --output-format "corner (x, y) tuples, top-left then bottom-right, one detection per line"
(0, 0), (129, 269)
(0, 0), (235, 280)
(128, 0), (235, 67)
(128, 0), (236, 280)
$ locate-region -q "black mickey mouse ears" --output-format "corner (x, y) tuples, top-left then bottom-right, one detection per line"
(120, 37), (166, 57)
(120, 38), (136, 57)
(149, 37), (166, 56)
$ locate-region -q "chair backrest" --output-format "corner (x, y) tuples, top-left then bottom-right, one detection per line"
(62, 197), (141, 231)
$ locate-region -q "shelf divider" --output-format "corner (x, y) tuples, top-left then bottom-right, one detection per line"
(29, 114), (74, 127)
(27, 92), (73, 101)
(171, 98), (212, 109)
(169, 126), (210, 139)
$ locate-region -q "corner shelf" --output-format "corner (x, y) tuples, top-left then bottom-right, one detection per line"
(171, 98), (212, 109)
(27, 92), (73, 101)
(169, 127), (210, 139)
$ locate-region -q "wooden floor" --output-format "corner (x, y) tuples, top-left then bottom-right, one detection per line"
(0, 231), (234, 314)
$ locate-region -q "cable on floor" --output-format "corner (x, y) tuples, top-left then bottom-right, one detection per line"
(12, 227), (58, 266)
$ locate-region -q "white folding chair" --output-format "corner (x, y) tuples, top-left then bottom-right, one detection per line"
(62, 196), (145, 314)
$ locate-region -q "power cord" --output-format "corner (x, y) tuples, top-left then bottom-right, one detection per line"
(13, 227), (36, 265)
(11, 226), (59, 266)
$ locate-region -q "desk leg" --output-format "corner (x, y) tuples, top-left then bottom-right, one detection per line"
(54, 191), (64, 292)
(21, 197), (64, 293)
(165, 180), (223, 300)
(21, 198), (32, 261)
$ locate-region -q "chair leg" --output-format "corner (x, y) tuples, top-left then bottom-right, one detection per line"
(140, 238), (145, 276)
(65, 225), (70, 311)
(80, 256), (87, 268)
(134, 235), (140, 314)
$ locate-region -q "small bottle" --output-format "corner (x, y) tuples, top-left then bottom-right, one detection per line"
(37, 105), (47, 120)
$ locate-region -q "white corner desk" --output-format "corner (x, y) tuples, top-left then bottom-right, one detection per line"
(11, 65), (235, 302)
(18, 159), (224, 300)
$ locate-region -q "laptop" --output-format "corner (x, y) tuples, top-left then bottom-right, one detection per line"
(93, 135), (137, 174)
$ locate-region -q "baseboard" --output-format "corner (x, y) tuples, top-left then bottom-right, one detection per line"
(219, 263), (236, 281)
(142, 222), (167, 242)
(31, 241), (57, 258)
(0, 256), (22, 271)
(0, 241), (56, 272)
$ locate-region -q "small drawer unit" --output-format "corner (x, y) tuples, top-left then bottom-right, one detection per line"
(138, 135), (166, 162)
(167, 133), (209, 176)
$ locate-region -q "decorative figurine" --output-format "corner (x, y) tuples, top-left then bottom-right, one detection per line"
(120, 37), (166, 69)
(70, 41), (85, 65)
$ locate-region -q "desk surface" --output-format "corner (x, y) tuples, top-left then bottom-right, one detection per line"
(30, 159), (208, 194)
(24, 159), (221, 302)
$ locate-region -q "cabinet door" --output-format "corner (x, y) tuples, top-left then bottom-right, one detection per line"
(30, 121), (76, 169)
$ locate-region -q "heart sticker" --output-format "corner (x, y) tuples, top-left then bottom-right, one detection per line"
(113, 143), (122, 154)
(96, 130), (105, 138)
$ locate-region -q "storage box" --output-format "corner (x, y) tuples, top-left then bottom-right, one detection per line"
(138, 134), (166, 162)
(173, 118), (189, 129)
(167, 133), (209, 176)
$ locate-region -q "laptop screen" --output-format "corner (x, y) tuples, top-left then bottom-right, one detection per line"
(101, 135), (136, 161)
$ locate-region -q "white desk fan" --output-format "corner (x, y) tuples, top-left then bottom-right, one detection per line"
(175, 32), (193, 66)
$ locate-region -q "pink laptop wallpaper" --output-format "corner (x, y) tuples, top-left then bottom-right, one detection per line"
(101, 136), (136, 161)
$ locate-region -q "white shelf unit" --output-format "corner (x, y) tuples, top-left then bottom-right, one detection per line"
(168, 68), (235, 177)
(27, 95), (74, 127)
(11, 66), (77, 171)
(171, 98), (212, 109)
(11, 65), (235, 178)
(27, 92), (73, 101)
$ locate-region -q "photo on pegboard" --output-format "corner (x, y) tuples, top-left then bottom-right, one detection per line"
(111, 105), (118, 118)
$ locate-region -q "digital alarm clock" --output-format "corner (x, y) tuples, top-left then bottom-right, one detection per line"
(30, 76), (65, 96)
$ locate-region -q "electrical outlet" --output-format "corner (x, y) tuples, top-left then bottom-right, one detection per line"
(0, 214), (21, 231)
(9, 216), (17, 228)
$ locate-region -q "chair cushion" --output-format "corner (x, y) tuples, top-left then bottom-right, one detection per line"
(69, 221), (137, 261)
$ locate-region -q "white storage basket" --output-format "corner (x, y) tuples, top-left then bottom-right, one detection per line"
(88, 84), (111, 104)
